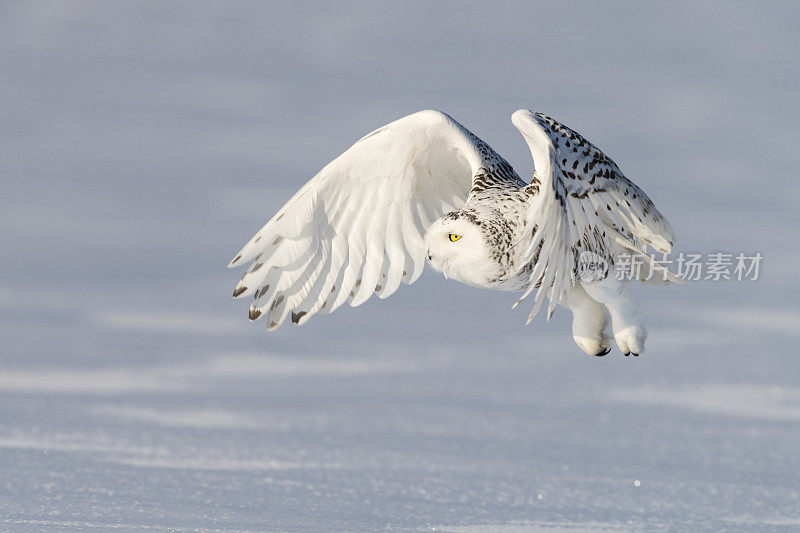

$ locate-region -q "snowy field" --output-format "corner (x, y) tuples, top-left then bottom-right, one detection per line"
(2, 2), (799, 531)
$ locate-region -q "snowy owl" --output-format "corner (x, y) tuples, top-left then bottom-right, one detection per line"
(229, 110), (678, 356)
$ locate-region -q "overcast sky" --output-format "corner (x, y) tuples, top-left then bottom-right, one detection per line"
(1, 1), (797, 350)
(2, 4), (800, 529)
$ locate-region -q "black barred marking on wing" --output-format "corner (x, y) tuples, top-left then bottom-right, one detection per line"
(532, 112), (664, 229)
(455, 110), (662, 291)
(469, 162), (524, 196)
(231, 110), (674, 330)
(444, 159), (534, 288)
(443, 150), (625, 290)
(463, 124), (526, 196)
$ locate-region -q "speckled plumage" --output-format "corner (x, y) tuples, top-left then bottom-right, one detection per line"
(228, 109), (677, 354)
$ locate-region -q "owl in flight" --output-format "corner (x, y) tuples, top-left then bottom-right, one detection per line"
(229, 110), (678, 356)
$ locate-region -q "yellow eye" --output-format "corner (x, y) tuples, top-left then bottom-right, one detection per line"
(448, 233), (462, 242)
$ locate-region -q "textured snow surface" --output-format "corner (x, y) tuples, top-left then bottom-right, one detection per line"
(2, 2), (799, 531)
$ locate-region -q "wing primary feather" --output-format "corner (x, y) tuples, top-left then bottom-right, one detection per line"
(380, 206), (406, 298)
(231, 109), (515, 329)
(512, 109), (676, 322)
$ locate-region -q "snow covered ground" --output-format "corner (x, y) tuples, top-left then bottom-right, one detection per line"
(2, 2), (799, 531)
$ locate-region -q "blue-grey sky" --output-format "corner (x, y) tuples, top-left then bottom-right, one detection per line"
(2, 2), (796, 345)
(2, 3), (800, 530)
(1, 2), (797, 351)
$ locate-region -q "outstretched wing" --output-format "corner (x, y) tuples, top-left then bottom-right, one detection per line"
(229, 110), (505, 329)
(510, 109), (676, 321)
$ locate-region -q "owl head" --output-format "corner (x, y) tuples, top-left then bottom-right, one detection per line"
(424, 209), (502, 288)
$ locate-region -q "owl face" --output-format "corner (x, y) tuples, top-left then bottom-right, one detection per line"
(424, 212), (501, 289)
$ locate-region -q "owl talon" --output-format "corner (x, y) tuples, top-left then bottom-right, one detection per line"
(227, 110), (674, 348)
(573, 334), (610, 357)
(612, 325), (647, 356)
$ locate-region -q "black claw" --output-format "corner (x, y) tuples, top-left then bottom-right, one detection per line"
(593, 346), (611, 357)
(623, 352), (630, 357)
(631, 352), (639, 357)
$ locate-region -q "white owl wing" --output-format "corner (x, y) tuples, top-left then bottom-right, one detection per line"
(229, 110), (504, 329)
(510, 109), (677, 322)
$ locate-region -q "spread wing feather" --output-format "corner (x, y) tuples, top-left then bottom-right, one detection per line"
(229, 110), (498, 329)
(511, 110), (677, 322)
